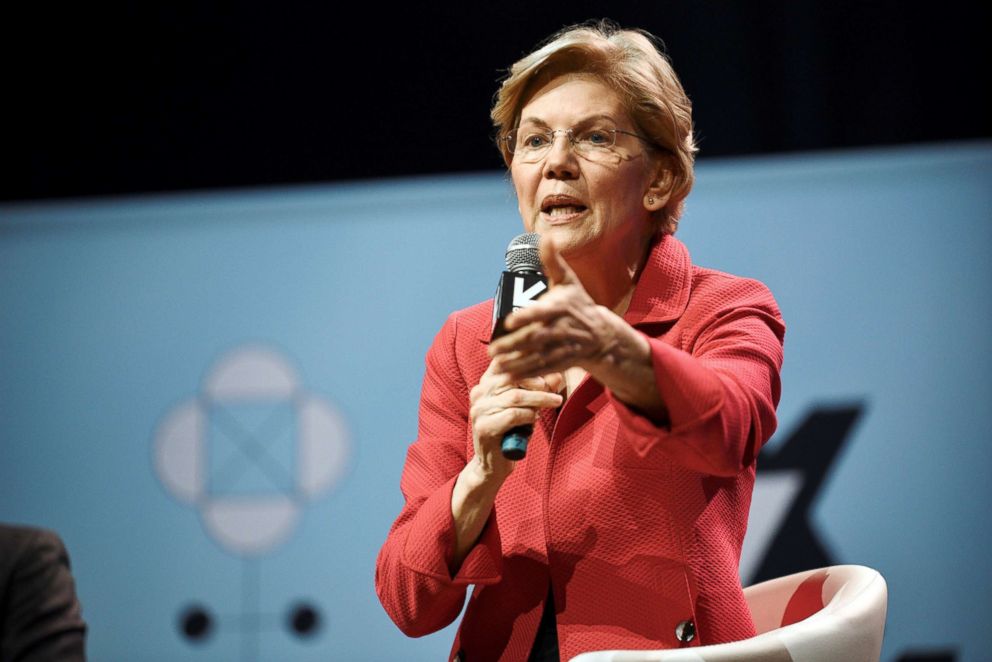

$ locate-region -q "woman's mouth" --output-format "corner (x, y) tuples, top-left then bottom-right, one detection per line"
(540, 195), (588, 223)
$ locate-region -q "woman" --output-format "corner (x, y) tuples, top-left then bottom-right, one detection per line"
(376, 21), (785, 662)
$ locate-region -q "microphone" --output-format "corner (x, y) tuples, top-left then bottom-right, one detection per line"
(490, 232), (547, 460)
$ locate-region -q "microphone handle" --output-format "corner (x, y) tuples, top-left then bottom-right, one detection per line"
(501, 424), (533, 460)
(491, 265), (546, 462)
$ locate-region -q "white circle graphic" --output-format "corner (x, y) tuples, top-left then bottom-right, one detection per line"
(154, 344), (350, 556)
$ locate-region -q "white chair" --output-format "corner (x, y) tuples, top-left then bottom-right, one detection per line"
(570, 565), (887, 662)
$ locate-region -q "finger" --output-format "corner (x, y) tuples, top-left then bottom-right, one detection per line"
(541, 371), (566, 394)
(502, 296), (569, 332)
(492, 388), (563, 410)
(496, 343), (583, 381)
(496, 304), (590, 353)
(474, 389), (563, 420)
(492, 318), (590, 362)
(517, 373), (564, 393)
(490, 320), (555, 355)
(498, 361), (560, 383)
(475, 407), (540, 440)
(479, 363), (515, 388)
(494, 353), (557, 382)
(472, 364), (516, 402)
(490, 349), (545, 379)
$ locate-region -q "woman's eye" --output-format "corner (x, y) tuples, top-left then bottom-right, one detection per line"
(583, 129), (612, 145)
(523, 133), (549, 148)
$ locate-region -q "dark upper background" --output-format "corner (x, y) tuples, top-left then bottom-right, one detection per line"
(3, 1), (989, 202)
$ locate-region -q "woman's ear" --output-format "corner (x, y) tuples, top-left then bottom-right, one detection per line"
(643, 164), (674, 212)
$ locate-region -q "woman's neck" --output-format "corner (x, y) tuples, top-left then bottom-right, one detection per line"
(567, 234), (654, 316)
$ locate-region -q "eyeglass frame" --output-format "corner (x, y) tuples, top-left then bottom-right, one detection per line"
(501, 125), (654, 160)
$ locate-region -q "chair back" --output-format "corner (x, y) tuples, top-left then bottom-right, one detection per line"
(569, 564), (888, 662)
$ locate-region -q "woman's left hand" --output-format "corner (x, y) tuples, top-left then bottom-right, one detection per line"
(489, 238), (628, 381)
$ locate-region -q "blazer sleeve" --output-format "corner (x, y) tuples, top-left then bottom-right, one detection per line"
(610, 277), (786, 476)
(375, 313), (502, 638)
(0, 526), (87, 662)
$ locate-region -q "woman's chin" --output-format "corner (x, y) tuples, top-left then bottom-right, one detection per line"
(534, 220), (584, 241)
(542, 229), (598, 259)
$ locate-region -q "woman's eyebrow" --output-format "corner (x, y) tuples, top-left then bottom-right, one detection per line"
(572, 114), (620, 128)
(518, 113), (619, 128)
(517, 117), (550, 129)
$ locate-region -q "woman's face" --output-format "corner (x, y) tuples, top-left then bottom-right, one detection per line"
(510, 74), (664, 263)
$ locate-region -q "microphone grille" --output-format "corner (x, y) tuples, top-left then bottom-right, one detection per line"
(504, 233), (542, 273)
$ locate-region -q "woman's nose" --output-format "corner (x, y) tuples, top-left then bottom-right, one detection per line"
(543, 131), (578, 179)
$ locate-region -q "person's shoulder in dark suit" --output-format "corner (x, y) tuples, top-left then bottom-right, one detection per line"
(0, 524), (86, 661)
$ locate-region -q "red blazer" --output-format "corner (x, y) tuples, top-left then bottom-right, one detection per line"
(376, 235), (785, 661)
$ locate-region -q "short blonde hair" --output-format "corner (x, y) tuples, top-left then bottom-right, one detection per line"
(492, 20), (697, 234)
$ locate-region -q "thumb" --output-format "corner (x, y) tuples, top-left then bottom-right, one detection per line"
(539, 236), (578, 287)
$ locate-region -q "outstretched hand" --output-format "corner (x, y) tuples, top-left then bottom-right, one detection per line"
(489, 237), (626, 381)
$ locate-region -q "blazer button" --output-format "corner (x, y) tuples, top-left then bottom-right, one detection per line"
(675, 619), (696, 643)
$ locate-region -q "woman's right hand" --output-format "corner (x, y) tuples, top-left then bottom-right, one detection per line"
(450, 363), (563, 572)
(467, 362), (565, 483)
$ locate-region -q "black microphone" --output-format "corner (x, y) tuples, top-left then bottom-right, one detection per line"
(490, 233), (547, 460)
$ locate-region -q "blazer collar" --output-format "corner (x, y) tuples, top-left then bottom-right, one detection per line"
(623, 233), (693, 327)
(478, 233), (693, 343)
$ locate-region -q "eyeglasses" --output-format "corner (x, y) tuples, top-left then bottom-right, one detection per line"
(504, 125), (651, 163)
